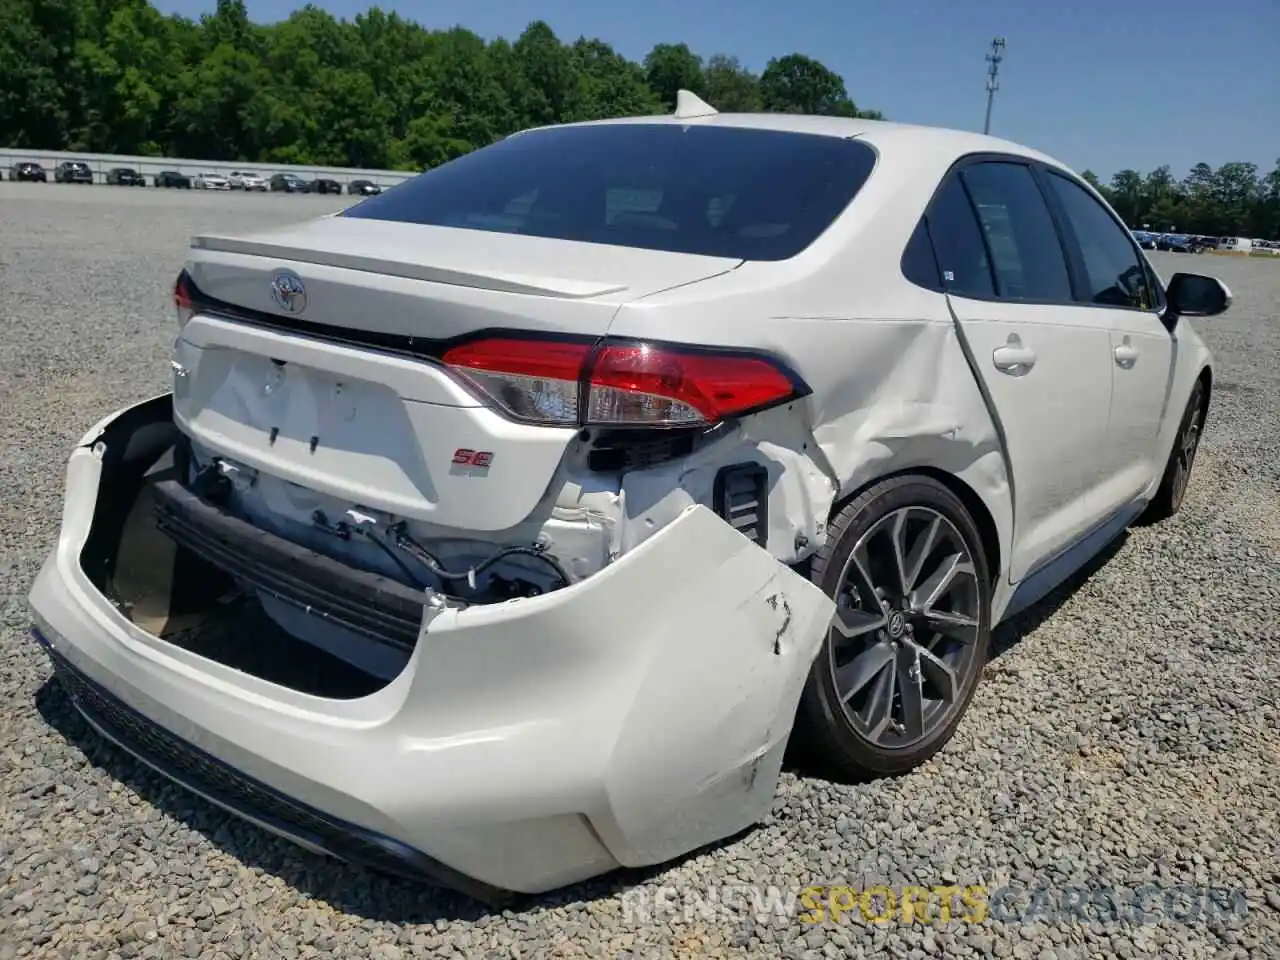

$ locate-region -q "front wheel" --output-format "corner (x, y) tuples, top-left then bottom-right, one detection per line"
(794, 474), (992, 781)
(1141, 379), (1207, 523)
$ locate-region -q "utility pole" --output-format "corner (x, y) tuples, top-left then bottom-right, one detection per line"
(983, 37), (1006, 135)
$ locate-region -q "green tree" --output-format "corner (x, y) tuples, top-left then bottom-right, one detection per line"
(702, 55), (762, 112)
(0, 0), (81, 147)
(12, 0), (1272, 243)
(643, 42), (704, 110)
(571, 38), (660, 121)
(510, 21), (577, 128)
(1108, 169), (1145, 225)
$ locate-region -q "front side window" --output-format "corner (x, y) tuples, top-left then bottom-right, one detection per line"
(959, 162), (1073, 303)
(1045, 171), (1156, 311)
(343, 124), (878, 261)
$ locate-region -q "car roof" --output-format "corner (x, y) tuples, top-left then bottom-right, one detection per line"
(518, 111), (1068, 171)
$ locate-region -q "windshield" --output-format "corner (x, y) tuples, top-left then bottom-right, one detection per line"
(342, 123), (877, 261)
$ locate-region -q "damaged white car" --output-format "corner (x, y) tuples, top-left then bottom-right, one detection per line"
(28, 92), (1230, 902)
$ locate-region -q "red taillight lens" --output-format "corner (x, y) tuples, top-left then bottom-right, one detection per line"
(442, 336), (803, 428)
(443, 338), (589, 425)
(586, 343), (800, 426)
(174, 270), (195, 327)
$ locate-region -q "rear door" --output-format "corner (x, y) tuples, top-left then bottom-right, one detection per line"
(1039, 169), (1175, 514)
(928, 158), (1115, 583)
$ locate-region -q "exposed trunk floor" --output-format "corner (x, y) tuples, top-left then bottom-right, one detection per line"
(158, 594), (387, 700)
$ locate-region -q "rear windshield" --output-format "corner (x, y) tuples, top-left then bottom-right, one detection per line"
(342, 124), (877, 261)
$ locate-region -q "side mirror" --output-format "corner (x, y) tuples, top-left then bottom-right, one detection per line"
(1166, 273), (1232, 318)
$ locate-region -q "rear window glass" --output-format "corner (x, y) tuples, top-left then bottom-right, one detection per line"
(342, 124), (877, 261)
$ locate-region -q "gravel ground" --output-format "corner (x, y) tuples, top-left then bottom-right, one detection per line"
(1, 181), (1278, 959)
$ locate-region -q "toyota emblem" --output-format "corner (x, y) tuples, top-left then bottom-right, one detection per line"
(270, 270), (307, 314)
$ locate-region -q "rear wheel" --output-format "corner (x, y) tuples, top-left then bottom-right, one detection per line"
(1142, 379), (1207, 523)
(795, 474), (991, 781)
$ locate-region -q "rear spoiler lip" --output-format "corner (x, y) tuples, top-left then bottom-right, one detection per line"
(189, 232), (633, 299)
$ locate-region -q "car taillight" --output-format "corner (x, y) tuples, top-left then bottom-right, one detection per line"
(443, 338), (590, 426)
(442, 336), (806, 428)
(174, 270), (195, 328)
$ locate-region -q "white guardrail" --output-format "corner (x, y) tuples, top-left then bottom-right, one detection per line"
(0, 147), (418, 189)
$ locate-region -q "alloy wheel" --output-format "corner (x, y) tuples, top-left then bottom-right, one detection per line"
(827, 506), (983, 749)
(1170, 388), (1204, 510)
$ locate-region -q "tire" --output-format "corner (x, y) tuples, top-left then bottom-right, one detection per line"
(793, 473), (992, 782)
(1141, 378), (1207, 523)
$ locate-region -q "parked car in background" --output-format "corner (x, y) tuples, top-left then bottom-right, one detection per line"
(348, 179), (382, 196)
(228, 171), (268, 191)
(106, 167), (146, 186)
(8, 162), (47, 182)
(194, 172), (231, 191)
(27, 95), (1230, 901)
(154, 170), (191, 189)
(311, 177), (342, 195)
(54, 161), (94, 184)
(1131, 229), (1157, 250)
(270, 173), (311, 193)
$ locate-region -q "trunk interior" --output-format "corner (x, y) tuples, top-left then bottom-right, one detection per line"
(81, 399), (397, 700)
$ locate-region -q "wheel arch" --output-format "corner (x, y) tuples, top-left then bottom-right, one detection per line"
(827, 465), (1003, 590)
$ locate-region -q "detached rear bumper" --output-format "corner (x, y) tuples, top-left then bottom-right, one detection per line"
(28, 394), (834, 899)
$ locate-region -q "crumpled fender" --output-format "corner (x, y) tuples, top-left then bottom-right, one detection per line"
(804, 319), (1014, 613)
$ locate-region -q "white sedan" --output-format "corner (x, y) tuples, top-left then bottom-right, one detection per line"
(28, 92), (1228, 902)
(193, 172), (230, 190)
(228, 171), (268, 191)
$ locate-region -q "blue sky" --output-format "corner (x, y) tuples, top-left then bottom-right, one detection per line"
(155, 0), (1280, 183)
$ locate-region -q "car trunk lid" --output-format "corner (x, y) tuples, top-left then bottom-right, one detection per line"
(176, 218), (739, 532)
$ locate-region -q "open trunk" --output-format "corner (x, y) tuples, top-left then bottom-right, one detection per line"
(79, 397), (394, 696)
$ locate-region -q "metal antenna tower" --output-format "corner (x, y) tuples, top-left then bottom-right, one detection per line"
(983, 37), (1006, 135)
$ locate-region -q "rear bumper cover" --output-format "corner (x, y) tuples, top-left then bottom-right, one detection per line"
(28, 394), (835, 898)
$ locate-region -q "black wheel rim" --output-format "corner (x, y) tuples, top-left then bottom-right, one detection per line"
(827, 506), (983, 750)
(1171, 389), (1203, 509)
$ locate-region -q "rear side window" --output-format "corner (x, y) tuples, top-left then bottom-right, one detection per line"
(1044, 172), (1156, 310)
(925, 178), (996, 299)
(960, 162), (1072, 302)
(343, 124), (877, 261)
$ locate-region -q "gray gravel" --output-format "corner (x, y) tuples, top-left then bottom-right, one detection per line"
(2, 181), (1279, 959)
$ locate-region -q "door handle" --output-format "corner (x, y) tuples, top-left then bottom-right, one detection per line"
(1114, 338), (1139, 369)
(992, 335), (1036, 376)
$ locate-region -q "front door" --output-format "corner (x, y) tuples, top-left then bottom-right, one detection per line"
(1040, 169), (1177, 514)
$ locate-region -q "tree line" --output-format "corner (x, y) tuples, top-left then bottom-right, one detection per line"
(2, 0), (1276, 238)
(1081, 163), (1280, 240)
(1, 0), (879, 170)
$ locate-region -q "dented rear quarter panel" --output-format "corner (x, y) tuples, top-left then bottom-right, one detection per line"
(607, 136), (1015, 613)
